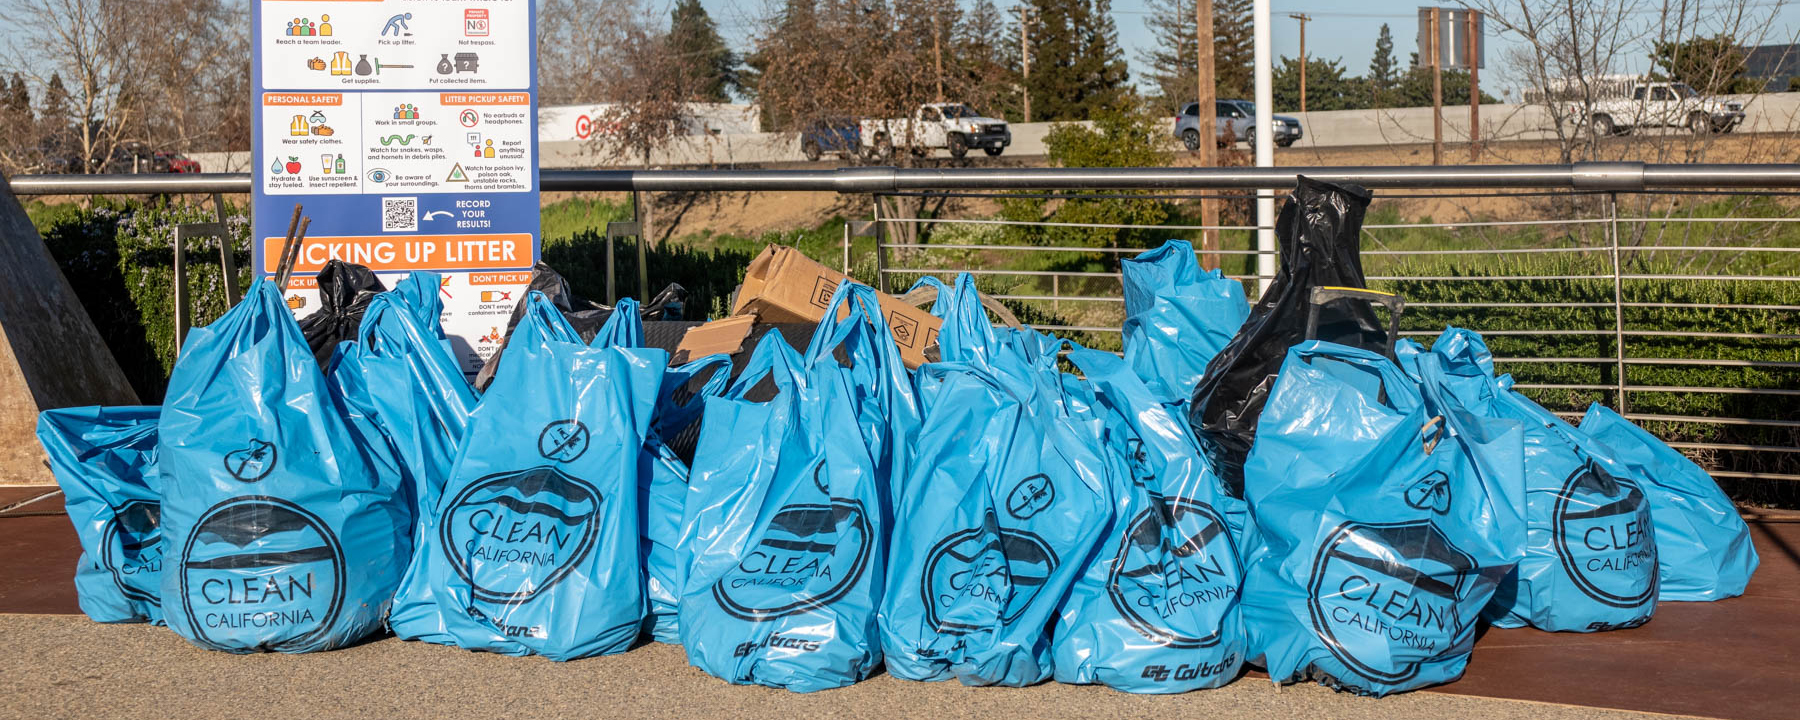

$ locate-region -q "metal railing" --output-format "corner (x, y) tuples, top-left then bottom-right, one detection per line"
(8, 164), (1799, 491)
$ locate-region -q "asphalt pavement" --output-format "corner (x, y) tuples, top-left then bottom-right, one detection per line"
(0, 614), (1690, 720)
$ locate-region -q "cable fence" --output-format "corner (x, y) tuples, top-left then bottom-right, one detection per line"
(867, 187), (1800, 498)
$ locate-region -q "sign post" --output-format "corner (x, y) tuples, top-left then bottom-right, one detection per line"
(252, 0), (539, 374)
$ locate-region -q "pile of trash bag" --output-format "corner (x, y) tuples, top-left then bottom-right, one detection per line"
(35, 179), (1760, 699)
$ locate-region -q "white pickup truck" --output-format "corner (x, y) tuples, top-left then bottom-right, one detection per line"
(1541, 79), (1746, 136)
(860, 103), (1012, 159)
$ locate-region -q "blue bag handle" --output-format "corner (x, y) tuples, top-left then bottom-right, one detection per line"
(803, 280), (892, 367)
(726, 328), (806, 400)
(591, 297), (645, 349)
(355, 293), (480, 440)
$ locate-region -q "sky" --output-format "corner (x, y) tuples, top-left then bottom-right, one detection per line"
(694, 0), (1800, 101)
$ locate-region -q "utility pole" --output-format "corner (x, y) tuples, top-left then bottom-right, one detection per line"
(1429, 6), (1443, 166)
(933, 13), (945, 103)
(1467, 9), (1481, 161)
(1196, 0), (1219, 269)
(1018, 8), (1033, 123)
(1289, 13), (1311, 113)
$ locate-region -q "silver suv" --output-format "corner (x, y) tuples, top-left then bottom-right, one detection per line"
(1174, 100), (1303, 149)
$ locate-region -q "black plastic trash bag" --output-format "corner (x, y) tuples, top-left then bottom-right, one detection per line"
(473, 262), (687, 389)
(1187, 177), (1387, 495)
(298, 260), (387, 368)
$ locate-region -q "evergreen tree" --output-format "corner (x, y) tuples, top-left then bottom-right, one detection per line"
(38, 73), (72, 156)
(1138, 0), (1196, 112)
(667, 0), (739, 102)
(1272, 55), (1353, 112)
(1367, 23), (1397, 107)
(1211, 0), (1253, 100)
(1139, 0), (1258, 109)
(3, 73), (30, 126)
(1025, 0), (1129, 121)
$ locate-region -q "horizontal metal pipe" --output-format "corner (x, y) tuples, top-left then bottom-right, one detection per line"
(15, 162), (1800, 195)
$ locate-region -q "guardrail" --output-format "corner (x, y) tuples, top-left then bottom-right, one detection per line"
(8, 166), (1798, 493)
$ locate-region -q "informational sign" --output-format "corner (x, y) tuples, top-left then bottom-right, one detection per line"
(252, 0), (538, 373)
(1416, 7), (1484, 70)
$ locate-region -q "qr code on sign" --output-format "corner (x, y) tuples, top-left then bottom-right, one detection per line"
(382, 197), (418, 232)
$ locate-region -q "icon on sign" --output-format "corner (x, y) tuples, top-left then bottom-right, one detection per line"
(367, 168), (390, 183)
(464, 8), (490, 36)
(459, 109), (479, 127)
(380, 12), (413, 37)
(289, 114), (309, 136)
(283, 156), (301, 174)
(481, 291), (511, 303)
(575, 114), (593, 140)
(393, 103), (419, 120)
(285, 14), (331, 37)
(453, 52), (480, 74)
(446, 163), (469, 182)
(439, 275), (453, 299)
(479, 327), (502, 344)
(287, 295), (307, 310)
(306, 57), (326, 71)
(422, 210), (453, 221)
(379, 133), (416, 146)
(436, 54), (454, 75)
(330, 51), (352, 76)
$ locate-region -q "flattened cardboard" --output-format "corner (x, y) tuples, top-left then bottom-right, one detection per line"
(672, 315), (756, 364)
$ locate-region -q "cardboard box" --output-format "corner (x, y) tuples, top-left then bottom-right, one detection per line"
(731, 244), (941, 368)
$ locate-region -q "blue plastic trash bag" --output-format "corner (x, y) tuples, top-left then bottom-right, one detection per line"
(880, 323), (1111, 686)
(1400, 330), (1657, 632)
(1240, 341), (1526, 696)
(1051, 348), (1248, 693)
(37, 406), (164, 624)
(679, 282), (917, 692)
(392, 271), (449, 338)
(157, 281), (411, 653)
(387, 290), (665, 660)
(1122, 240), (1250, 406)
(334, 284), (479, 512)
(1580, 405), (1758, 601)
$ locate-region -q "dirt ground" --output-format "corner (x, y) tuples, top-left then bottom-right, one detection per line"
(540, 131), (1800, 243)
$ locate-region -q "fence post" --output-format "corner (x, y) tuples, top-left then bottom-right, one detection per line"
(172, 224), (189, 355)
(1607, 193), (1627, 413)
(212, 193), (240, 305)
(873, 195), (889, 293)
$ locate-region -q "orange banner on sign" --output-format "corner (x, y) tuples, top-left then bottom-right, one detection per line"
(262, 234), (533, 273)
(439, 92), (530, 106)
(469, 271), (532, 285)
(264, 93), (344, 106)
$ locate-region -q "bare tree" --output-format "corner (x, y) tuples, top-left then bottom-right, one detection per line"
(2, 0), (146, 172)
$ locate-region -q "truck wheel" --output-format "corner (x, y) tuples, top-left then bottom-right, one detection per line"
(1590, 114), (1616, 137)
(984, 147), (1004, 157)
(1182, 129), (1201, 151)
(1689, 112), (1712, 135)
(866, 134), (893, 161)
(802, 139), (822, 162)
(948, 134), (969, 159)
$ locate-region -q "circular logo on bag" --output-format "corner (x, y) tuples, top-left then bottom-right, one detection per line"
(921, 512), (1060, 634)
(223, 439), (277, 483)
(101, 500), (164, 605)
(1305, 520), (1477, 686)
(537, 420), (591, 463)
(1107, 498), (1239, 648)
(440, 466), (603, 604)
(811, 460), (830, 495)
(178, 496), (345, 649)
(711, 498), (873, 620)
(1553, 460), (1657, 609)
(1005, 474), (1056, 520)
(1403, 471), (1452, 515)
